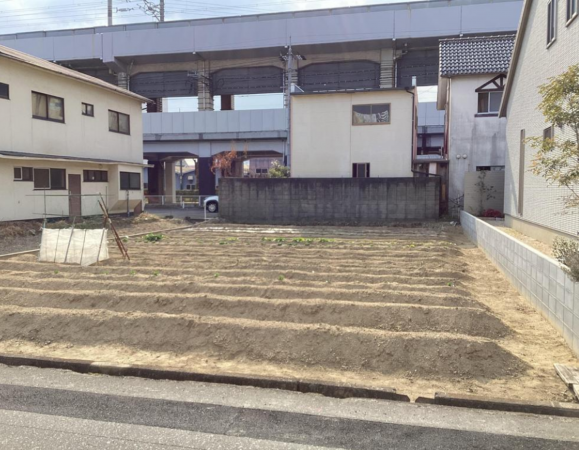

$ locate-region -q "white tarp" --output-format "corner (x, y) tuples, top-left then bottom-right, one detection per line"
(38, 228), (109, 266)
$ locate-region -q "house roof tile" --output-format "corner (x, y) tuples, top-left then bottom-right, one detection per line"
(439, 35), (516, 77)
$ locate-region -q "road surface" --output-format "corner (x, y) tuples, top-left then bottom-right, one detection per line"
(0, 364), (577, 449)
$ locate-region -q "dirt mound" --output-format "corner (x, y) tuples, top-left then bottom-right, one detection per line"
(0, 221), (42, 239)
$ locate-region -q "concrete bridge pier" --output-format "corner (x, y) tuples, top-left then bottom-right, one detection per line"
(147, 159), (177, 203)
(197, 157), (216, 197)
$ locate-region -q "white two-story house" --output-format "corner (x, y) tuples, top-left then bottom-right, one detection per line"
(290, 89), (416, 179)
(500, 0), (579, 243)
(437, 35), (515, 208)
(0, 44), (150, 222)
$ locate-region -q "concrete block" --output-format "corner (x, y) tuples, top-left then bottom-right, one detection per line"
(564, 306), (574, 330)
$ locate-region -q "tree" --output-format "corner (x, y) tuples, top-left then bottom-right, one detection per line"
(268, 160), (290, 178)
(474, 170), (496, 216)
(527, 64), (579, 281)
(528, 64), (579, 209)
(211, 142), (247, 177)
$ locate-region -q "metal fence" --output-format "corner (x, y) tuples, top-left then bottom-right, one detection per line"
(26, 191), (122, 220)
(23, 191), (217, 222)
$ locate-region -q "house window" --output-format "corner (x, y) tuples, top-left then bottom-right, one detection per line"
(32, 92), (65, 123)
(476, 166), (505, 171)
(352, 163), (370, 178)
(567, 0), (577, 23)
(547, 0), (557, 45)
(120, 171), (141, 190)
(82, 103), (94, 117)
(0, 82), (8, 100)
(33, 168), (66, 190)
(50, 168), (66, 190)
(518, 130), (525, 216)
(83, 170), (108, 182)
(14, 167), (33, 181)
(33, 169), (50, 189)
(477, 92), (503, 114)
(543, 125), (554, 140)
(109, 110), (130, 135)
(352, 104), (390, 125)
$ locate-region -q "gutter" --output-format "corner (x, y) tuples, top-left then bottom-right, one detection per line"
(0, 154), (147, 167)
(499, 0), (532, 117)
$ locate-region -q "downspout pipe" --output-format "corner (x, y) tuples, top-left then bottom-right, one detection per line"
(404, 87), (416, 174)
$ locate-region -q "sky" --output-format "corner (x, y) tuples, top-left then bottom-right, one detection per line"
(0, 0), (437, 108)
(0, 0), (425, 33)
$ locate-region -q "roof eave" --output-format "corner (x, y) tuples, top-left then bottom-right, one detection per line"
(0, 51), (153, 104)
(499, 0), (533, 118)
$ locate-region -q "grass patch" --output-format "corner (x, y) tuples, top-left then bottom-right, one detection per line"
(144, 233), (164, 243)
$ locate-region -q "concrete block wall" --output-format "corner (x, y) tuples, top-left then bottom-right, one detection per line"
(220, 178), (440, 225)
(461, 211), (579, 357)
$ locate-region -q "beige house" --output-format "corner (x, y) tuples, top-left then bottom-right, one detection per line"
(290, 89), (416, 178)
(0, 44), (150, 222)
(437, 35), (515, 208)
(500, 0), (579, 242)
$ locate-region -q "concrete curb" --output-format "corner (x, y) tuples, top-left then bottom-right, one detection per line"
(415, 392), (579, 418)
(0, 354), (410, 402)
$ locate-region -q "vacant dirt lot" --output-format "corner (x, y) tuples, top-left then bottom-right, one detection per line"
(0, 223), (576, 402)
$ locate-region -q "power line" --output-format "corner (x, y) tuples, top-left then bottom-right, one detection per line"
(0, 0), (395, 32)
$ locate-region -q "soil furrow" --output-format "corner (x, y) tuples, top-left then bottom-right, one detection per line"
(0, 305), (526, 379)
(0, 268), (470, 287)
(0, 271), (469, 295)
(0, 285), (479, 308)
(0, 258), (469, 279)
(0, 289), (504, 338)
(0, 278), (473, 305)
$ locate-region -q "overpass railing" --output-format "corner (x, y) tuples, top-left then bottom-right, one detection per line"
(142, 109), (288, 136)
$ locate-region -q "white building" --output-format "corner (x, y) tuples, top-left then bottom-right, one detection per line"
(290, 89), (416, 178)
(437, 35), (515, 205)
(500, 0), (579, 242)
(0, 44), (150, 222)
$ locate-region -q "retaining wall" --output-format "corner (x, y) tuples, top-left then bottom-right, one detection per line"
(461, 210), (579, 357)
(220, 178), (440, 225)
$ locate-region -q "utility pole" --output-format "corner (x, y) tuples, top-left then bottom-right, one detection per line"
(281, 44), (305, 167)
(107, 0), (113, 26)
(285, 45), (293, 167)
(160, 0), (165, 22)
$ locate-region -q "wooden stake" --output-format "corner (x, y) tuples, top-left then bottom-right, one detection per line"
(98, 199), (130, 261)
(554, 364), (579, 401)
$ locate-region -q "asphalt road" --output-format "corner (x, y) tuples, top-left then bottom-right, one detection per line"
(0, 365), (577, 449)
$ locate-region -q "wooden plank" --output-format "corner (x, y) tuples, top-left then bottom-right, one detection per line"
(554, 364), (579, 387)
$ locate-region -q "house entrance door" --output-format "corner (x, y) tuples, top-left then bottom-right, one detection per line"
(68, 174), (82, 218)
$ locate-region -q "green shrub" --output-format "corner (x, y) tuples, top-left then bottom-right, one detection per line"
(553, 237), (579, 282)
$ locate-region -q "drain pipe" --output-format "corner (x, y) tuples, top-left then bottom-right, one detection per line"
(404, 87), (416, 173)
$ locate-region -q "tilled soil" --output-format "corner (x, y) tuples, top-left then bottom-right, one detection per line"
(0, 223), (576, 402)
